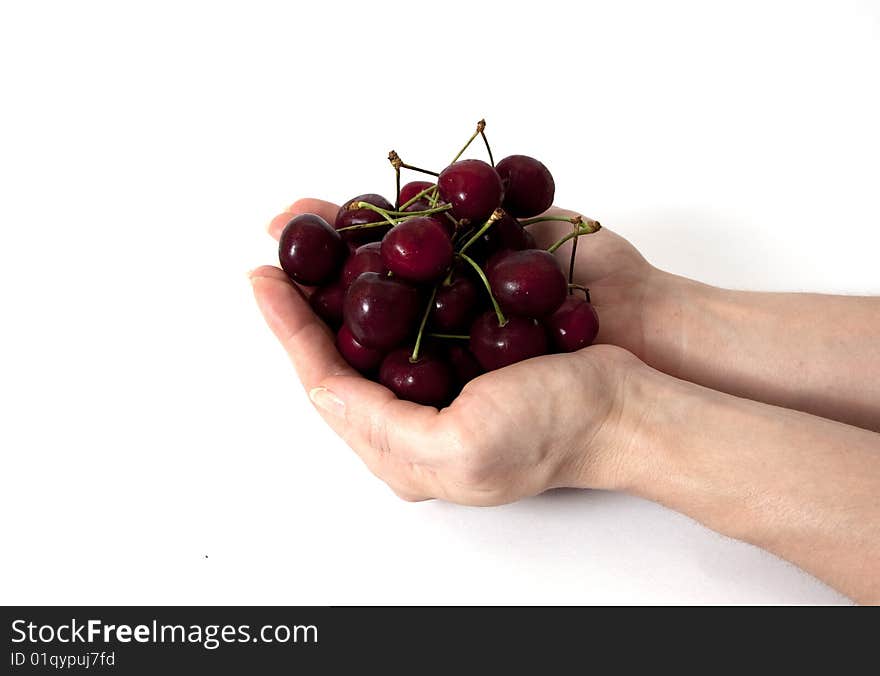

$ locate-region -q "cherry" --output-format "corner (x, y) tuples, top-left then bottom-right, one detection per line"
(545, 296), (600, 352)
(309, 279), (346, 328)
(488, 249), (567, 318)
(496, 155), (555, 218)
(343, 272), (420, 350)
(379, 347), (453, 407)
(429, 275), (478, 332)
(380, 217), (453, 283)
(467, 210), (536, 260)
(278, 213), (347, 286)
(438, 159), (504, 223)
(469, 312), (548, 371)
(341, 242), (385, 288)
(334, 193), (395, 245)
(398, 180), (434, 207)
(336, 324), (385, 374)
(445, 344), (484, 390)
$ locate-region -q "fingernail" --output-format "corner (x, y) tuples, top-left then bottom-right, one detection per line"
(309, 387), (345, 417)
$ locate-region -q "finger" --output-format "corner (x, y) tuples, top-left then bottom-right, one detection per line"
(250, 265), (354, 389)
(267, 198), (341, 240)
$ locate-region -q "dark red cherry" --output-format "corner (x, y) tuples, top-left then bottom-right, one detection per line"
(278, 213), (347, 286)
(469, 312), (549, 371)
(336, 324), (385, 374)
(545, 296), (600, 352)
(467, 210), (536, 260)
(496, 155), (555, 218)
(438, 159), (503, 223)
(429, 275), (478, 332)
(334, 193), (395, 245)
(380, 217), (453, 283)
(488, 249), (567, 318)
(446, 344), (484, 391)
(379, 347), (453, 407)
(309, 280), (346, 328)
(398, 180), (435, 208)
(341, 242), (386, 288)
(343, 272), (420, 350)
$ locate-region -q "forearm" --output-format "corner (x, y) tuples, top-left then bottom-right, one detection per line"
(644, 270), (880, 431)
(609, 365), (880, 604)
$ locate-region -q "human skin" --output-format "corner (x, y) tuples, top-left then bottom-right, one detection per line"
(257, 199), (880, 603)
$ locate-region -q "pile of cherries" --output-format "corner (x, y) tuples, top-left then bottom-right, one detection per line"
(279, 120), (602, 407)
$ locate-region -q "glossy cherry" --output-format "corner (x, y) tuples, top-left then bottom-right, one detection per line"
(309, 280), (346, 328)
(545, 296), (600, 352)
(343, 272), (420, 350)
(380, 217), (453, 283)
(469, 312), (549, 371)
(278, 213), (347, 286)
(488, 249), (567, 317)
(438, 159), (504, 223)
(336, 324), (385, 374)
(341, 242), (386, 288)
(334, 193), (395, 245)
(398, 180), (434, 207)
(379, 347), (454, 407)
(496, 155), (555, 218)
(429, 275), (478, 332)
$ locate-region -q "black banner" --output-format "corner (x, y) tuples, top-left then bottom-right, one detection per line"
(0, 605), (864, 673)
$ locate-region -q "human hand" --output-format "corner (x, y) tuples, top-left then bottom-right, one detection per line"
(256, 199), (646, 504)
(523, 208), (677, 365)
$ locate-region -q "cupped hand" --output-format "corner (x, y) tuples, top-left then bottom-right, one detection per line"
(524, 208), (666, 363)
(255, 199), (645, 504)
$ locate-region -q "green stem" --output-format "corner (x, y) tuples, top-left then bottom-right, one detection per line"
(451, 120), (484, 164)
(410, 286), (438, 363)
(398, 183), (437, 211)
(427, 333), (470, 340)
(520, 215), (581, 227)
(351, 201), (397, 228)
(337, 202), (452, 231)
(457, 209), (503, 256)
(568, 225), (578, 292)
(394, 167), (401, 208)
(546, 218), (602, 253)
(458, 252), (507, 327)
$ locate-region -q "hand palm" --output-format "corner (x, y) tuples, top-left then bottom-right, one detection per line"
(255, 199), (639, 503)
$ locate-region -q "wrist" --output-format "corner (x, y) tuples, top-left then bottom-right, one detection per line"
(566, 347), (676, 492)
(638, 267), (720, 376)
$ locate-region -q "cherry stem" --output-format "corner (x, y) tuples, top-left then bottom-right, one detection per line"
(426, 333), (470, 340)
(398, 183), (438, 211)
(388, 150), (439, 177)
(568, 222), (578, 292)
(546, 217), (602, 253)
(568, 283), (591, 302)
(457, 252), (507, 327)
(410, 285), (438, 363)
(457, 208), (504, 256)
(480, 130), (494, 167)
(519, 214), (579, 227)
(451, 119), (486, 164)
(394, 167), (401, 208)
(336, 202), (453, 231)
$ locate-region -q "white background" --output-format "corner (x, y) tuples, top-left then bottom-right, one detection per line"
(1, 0), (878, 604)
